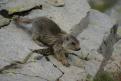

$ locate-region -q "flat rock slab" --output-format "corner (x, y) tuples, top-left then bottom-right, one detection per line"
(25, 0), (90, 33)
(4, 57), (62, 81)
(77, 9), (114, 54)
(0, 22), (41, 69)
(60, 66), (86, 81)
(1, 0), (43, 14)
(0, 73), (47, 81)
(49, 56), (87, 81)
(71, 9), (116, 76)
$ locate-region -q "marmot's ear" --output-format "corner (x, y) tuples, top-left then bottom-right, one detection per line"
(65, 36), (69, 41)
(62, 34), (70, 41)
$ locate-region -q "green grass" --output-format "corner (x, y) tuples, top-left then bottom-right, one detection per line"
(86, 71), (115, 81)
(93, 71), (115, 81)
(88, 0), (119, 12)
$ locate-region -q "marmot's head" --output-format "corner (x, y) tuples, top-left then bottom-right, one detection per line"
(62, 34), (80, 51)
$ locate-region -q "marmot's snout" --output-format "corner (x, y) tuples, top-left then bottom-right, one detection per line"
(75, 48), (81, 51)
(63, 34), (80, 51)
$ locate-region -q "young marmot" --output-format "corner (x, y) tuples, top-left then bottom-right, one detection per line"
(13, 16), (80, 67)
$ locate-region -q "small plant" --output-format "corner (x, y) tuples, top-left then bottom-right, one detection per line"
(88, 0), (119, 12)
(86, 74), (93, 81)
(93, 71), (115, 81)
(113, 71), (121, 81)
(86, 71), (114, 81)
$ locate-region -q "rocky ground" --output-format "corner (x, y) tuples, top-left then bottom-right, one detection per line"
(0, 0), (121, 81)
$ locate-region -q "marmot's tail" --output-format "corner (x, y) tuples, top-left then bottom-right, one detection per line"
(12, 15), (33, 33)
(12, 15), (33, 24)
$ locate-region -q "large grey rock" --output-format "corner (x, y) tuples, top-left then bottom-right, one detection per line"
(77, 9), (115, 55)
(0, 15), (10, 28)
(60, 66), (86, 81)
(71, 9), (116, 76)
(105, 0), (121, 37)
(68, 54), (85, 68)
(104, 39), (121, 73)
(71, 12), (90, 36)
(0, 22), (41, 69)
(49, 56), (87, 81)
(0, 73), (47, 81)
(4, 57), (62, 81)
(25, 0), (90, 33)
(0, 0), (43, 14)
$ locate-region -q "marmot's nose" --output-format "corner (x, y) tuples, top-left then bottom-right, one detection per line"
(75, 48), (81, 51)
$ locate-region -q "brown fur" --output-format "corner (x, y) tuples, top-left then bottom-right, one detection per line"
(13, 16), (80, 67)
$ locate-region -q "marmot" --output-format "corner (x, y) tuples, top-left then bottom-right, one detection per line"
(13, 16), (80, 67)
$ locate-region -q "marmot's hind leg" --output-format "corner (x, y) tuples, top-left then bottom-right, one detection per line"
(31, 48), (53, 61)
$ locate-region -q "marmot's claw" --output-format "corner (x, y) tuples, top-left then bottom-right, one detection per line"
(63, 63), (70, 67)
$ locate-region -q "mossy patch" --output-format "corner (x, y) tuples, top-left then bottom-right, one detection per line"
(93, 71), (114, 81)
(8, 6), (23, 14)
(89, 0), (119, 12)
(86, 71), (116, 81)
(86, 74), (93, 81)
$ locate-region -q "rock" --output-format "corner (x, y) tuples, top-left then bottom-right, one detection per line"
(0, 22), (41, 69)
(104, 40), (121, 73)
(85, 59), (102, 76)
(0, 73), (47, 81)
(0, 0), (43, 14)
(105, 0), (121, 37)
(60, 66), (86, 81)
(77, 9), (115, 55)
(46, 0), (65, 7)
(105, 0), (121, 23)
(49, 56), (87, 81)
(71, 9), (117, 76)
(0, 0), (8, 5)
(4, 58), (62, 81)
(0, 15), (10, 28)
(68, 54), (85, 68)
(71, 12), (90, 36)
(25, 0), (90, 33)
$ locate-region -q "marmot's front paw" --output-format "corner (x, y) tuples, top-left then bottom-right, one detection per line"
(63, 63), (70, 67)
(61, 60), (70, 67)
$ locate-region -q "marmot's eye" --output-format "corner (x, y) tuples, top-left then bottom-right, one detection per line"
(66, 37), (69, 41)
(71, 42), (75, 45)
